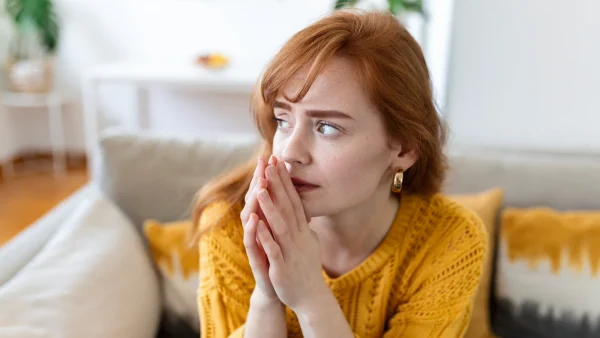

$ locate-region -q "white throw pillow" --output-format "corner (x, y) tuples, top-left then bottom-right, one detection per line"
(0, 193), (161, 338)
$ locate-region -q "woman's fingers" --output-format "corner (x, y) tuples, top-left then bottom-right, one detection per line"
(265, 164), (296, 227)
(244, 156), (266, 203)
(241, 177), (267, 224)
(258, 188), (293, 250)
(276, 161), (311, 227)
(241, 155), (276, 224)
(241, 156), (266, 224)
(243, 214), (276, 296)
(243, 214), (262, 263)
(257, 220), (284, 266)
(268, 155), (277, 166)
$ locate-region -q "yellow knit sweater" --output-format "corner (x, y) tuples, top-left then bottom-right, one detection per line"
(198, 193), (487, 338)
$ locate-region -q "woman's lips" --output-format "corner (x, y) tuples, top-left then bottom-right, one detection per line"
(291, 177), (319, 193)
(293, 184), (319, 193)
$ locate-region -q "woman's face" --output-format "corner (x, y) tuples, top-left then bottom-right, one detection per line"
(271, 56), (416, 217)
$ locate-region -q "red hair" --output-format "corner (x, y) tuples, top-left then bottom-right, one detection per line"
(190, 9), (447, 243)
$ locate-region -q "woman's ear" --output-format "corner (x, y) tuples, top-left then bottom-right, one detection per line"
(390, 143), (418, 171)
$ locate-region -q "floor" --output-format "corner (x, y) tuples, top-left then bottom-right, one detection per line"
(0, 168), (89, 246)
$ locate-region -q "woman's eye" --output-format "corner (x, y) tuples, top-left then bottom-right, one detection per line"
(276, 118), (291, 129)
(317, 122), (339, 136)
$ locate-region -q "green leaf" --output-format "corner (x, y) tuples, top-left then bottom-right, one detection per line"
(388, 0), (425, 16)
(6, 0), (59, 53)
(334, 0), (359, 10)
(388, 0), (405, 14)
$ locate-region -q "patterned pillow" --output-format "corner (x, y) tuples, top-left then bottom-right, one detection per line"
(143, 220), (199, 338)
(492, 207), (600, 337)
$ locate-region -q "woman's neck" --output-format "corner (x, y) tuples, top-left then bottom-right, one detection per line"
(309, 190), (400, 278)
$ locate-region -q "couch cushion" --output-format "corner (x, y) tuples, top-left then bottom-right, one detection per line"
(492, 207), (600, 338)
(97, 128), (260, 231)
(0, 190), (161, 338)
(450, 188), (504, 338)
(445, 147), (600, 211)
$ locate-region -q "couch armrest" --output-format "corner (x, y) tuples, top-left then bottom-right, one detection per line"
(0, 184), (98, 286)
(0, 188), (161, 338)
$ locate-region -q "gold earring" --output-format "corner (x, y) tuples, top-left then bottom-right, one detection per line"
(392, 169), (403, 193)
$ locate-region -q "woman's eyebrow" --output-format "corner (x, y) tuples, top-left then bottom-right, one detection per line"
(305, 109), (353, 120)
(274, 100), (354, 120)
(273, 100), (292, 110)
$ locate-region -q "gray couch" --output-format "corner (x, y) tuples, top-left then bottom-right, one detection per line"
(1, 128), (599, 338)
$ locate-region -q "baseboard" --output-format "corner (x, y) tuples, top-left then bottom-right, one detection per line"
(0, 150), (87, 183)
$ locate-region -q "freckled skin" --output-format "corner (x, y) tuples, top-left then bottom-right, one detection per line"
(272, 56), (414, 219)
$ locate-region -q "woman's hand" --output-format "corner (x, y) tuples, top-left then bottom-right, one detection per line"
(255, 157), (328, 314)
(240, 156), (278, 301)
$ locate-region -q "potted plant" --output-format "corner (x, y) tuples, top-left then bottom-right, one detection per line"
(334, 0), (426, 17)
(334, 0), (428, 46)
(4, 0), (59, 93)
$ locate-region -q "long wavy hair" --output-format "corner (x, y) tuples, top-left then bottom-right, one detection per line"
(189, 9), (447, 245)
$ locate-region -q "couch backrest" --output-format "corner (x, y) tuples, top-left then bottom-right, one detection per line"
(444, 147), (600, 211)
(98, 129), (600, 231)
(98, 128), (260, 231)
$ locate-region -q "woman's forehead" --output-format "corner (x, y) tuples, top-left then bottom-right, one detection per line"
(278, 57), (372, 114)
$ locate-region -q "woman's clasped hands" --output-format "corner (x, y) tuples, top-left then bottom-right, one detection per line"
(240, 155), (327, 314)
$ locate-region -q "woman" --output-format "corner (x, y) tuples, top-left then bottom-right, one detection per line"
(192, 9), (487, 338)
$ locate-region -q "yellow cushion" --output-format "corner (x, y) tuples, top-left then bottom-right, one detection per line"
(144, 219), (198, 279)
(143, 219), (200, 331)
(450, 188), (504, 338)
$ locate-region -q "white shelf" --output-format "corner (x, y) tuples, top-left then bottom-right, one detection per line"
(1, 91), (65, 108)
(83, 61), (264, 94)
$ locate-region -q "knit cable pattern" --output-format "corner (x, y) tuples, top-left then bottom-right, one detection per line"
(198, 194), (487, 338)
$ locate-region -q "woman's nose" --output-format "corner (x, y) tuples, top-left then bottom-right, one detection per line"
(281, 130), (311, 165)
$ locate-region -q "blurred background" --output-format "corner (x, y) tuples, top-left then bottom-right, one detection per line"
(0, 0), (597, 161)
(1, 1), (599, 337)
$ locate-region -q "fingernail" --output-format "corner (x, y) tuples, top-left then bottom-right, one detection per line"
(258, 221), (266, 231)
(277, 161), (285, 173)
(258, 189), (268, 201)
(266, 165), (276, 177)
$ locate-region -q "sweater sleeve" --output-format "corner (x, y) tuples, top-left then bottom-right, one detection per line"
(197, 202), (255, 338)
(381, 212), (487, 338)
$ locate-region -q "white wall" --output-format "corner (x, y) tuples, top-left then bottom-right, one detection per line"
(446, 0), (600, 152)
(13, 0), (595, 157)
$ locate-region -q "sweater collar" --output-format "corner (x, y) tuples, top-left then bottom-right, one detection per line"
(321, 193), (430, 289)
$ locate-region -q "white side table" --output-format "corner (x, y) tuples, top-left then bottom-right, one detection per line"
(0, 91), (67, 179)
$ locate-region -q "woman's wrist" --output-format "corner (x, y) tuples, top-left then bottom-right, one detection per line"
(294, 287), (334, 323)
(246, 288), (287, 338)
(295, 287), (354, 338)
(288, 281), (331, 315)
(250, 288), (284, 311)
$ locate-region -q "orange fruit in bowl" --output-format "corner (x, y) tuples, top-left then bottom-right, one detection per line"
(196, 53), (230, 69)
